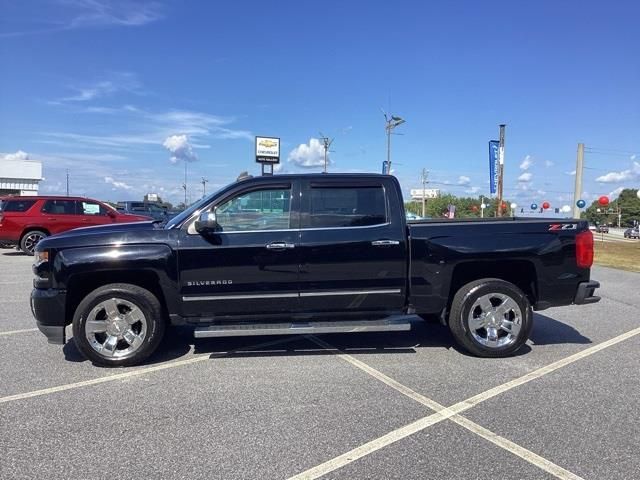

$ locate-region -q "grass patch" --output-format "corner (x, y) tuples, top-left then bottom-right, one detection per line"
(593, 239), (640, 273)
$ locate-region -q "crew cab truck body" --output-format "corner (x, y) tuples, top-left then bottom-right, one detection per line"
(31, 174), (600, 366)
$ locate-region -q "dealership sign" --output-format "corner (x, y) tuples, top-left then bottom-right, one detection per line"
(255, 136), (280, 164)
(410, 188), (440, 200)
(489, 140), (499, 195)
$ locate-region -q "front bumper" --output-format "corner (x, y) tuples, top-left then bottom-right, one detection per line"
(573, 280), (601, 305)
(31, 288), (67, 344)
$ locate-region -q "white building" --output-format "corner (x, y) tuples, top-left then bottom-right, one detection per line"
(0, 158), (43, 196)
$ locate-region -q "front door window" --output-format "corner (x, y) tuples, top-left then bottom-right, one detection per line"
(215, 188), (291, 232)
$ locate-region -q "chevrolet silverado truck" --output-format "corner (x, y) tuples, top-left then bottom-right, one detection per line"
(31, 173), (600, 366)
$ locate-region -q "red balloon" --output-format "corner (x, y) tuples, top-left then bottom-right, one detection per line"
(501, 201), (507, 209)
(598, 196), (609, 206)
(542, 201), (550, 209)
(472, 205), (479, 212)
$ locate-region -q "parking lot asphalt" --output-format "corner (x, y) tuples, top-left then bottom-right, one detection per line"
(0, 250), (639, 479)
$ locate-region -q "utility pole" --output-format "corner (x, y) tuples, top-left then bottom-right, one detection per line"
(572, 143), (585, 219)
(480, 195), (485, 218)
(383, 112), (406, 174)
(421, 168), (428, 217)
(201, 177), (208, 197)
(319, 133), (333, 173)
(496, 124), (506, 217)
(65, 169), (69, 196)
(182, 161), (188, 206)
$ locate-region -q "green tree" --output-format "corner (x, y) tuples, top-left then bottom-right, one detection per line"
(405, 194), (509, 219)
(583, 189), (640, 227)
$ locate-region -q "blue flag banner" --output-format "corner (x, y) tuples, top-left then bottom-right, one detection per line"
(489, 140), (499, 194)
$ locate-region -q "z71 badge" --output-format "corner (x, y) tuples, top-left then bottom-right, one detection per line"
(548, 224), (577, 231)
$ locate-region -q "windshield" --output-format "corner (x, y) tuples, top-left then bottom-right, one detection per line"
(164, 185), (226, 229)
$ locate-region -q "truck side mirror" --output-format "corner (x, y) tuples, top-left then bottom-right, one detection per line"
(195, 211), (219, 234)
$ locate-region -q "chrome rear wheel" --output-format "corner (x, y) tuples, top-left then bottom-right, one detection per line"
(468, 293), (522, 349)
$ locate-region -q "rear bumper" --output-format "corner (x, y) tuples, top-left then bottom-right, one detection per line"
(31, 288), (67, 344)
(573, 280), (601, 305)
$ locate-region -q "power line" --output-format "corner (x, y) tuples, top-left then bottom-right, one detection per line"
(585, 146), (639, 155)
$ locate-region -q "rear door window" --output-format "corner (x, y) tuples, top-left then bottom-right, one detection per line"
(80, 201), (107, 215)
(304, 186), (387, 228)
(0, 199), (37, 212)
(41, 200), (77, 215)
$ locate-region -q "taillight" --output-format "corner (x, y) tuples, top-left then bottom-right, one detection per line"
(576, 230), (594, 268)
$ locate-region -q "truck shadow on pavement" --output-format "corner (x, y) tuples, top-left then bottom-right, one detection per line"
(62, 313), (592, 366)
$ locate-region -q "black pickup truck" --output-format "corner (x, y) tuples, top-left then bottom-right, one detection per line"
(31, 173), (600, 366)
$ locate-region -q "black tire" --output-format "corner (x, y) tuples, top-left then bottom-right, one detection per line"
(20, 230), (48, 255)
(72, 283), (166, 367)
(448, 278), (533, 357)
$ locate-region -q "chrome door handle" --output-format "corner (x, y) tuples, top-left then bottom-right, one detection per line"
(371, 239), (400, 246)
(266, 242), (295, 250)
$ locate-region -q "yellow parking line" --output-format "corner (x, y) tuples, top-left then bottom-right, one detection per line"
(289, 328), (640, 479)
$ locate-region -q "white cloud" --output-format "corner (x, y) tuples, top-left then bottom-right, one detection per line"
(1, 1), (164, 38)
(2, 150), (30, 161)
(595, 162), (640, 183)
(457, 175), (471, 186)
(631, 154), (637, 161)
(104, 176), (133, 190)
(608, 186), (625, 199)
(520, 155), (533, 170)
(41, 106), (252, 149)
(565, 170), (576, 176)
(50, 72), (142, 104)
(518, 172), (533, 182)
(163, 134), (197, 164)
(465, 186), (480, 194)
(288, 138), (327, 168)
(544, 160), (554, 167)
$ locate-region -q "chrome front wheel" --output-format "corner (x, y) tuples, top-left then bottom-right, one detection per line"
(85, 298), (148, 359)
(73, 283), (165, 367)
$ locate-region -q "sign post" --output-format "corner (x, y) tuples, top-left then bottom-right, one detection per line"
(255, 136), (280, 175)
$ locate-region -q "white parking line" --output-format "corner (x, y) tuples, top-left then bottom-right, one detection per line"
(0, 328), (38, 336)
(0, 336), (302, 404)
(289, 328), (640, 480)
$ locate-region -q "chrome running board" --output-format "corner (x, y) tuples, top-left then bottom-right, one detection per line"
(193, 318), (412, 338)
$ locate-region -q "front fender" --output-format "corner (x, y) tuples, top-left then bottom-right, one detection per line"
(52, 244), (180, 313)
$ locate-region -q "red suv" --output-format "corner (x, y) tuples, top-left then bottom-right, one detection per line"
(0, 196), (152, 254)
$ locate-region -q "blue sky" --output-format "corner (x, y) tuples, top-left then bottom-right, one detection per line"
(1, 0), (638, 208)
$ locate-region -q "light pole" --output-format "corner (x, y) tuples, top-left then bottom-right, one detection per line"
(383, 112), (405, 174)
(201, 177), (208, 198)
(421, 168), (428, 217)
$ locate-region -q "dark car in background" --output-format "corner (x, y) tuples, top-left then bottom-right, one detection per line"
(115, 201), (174, 223)
(624, 227), (639, 239)
(595, 225), (609, 233)
(0, 196), (152, 254)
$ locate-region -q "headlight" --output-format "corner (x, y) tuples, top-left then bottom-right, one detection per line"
(34, 250), (49, 266)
